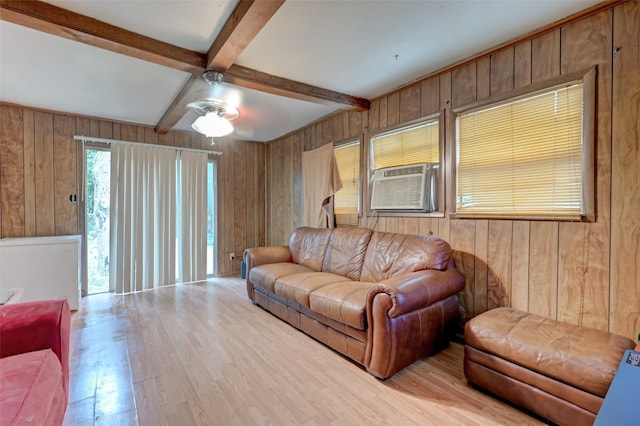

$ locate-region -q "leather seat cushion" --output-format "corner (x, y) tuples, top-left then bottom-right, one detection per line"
(309, 282), (375, 330)
(274, 272), (351, 307)
(0, 349), (66, 426)
(465, 307), (636, 397)
(249, 263), (313, 293)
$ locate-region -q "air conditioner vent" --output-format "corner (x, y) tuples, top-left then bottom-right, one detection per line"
(381, 165), (424, 177)
(370, 163), (437, 211)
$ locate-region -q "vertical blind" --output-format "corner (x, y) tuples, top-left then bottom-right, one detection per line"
(371, 120), (439, 170)
(109, 144), (208, 294)
(333, 140), (360, 215)
(110, 144), (177, 293)
(178, 151), (208, 283)
(456, 83), (584, 218)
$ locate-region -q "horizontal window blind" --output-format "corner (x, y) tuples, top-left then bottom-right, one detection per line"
(334, 141), (360, 215)
(371, 121), (439, 170)
(456, 83), (584, 218)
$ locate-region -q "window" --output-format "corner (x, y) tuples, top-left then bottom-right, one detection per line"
(371, 120), (439, 170)
(368, 118), (441, 213)
(334, 140), (361, 225)
(454, 68), (595, 220)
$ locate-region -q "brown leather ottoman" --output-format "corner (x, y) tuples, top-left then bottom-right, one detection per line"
(464, 307), (636, 426)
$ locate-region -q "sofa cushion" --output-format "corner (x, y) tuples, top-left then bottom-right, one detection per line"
(465, 307), (636, 397)
(0, 299), (71, 403)
(360, 232), (452, 282)
(274, 272), (350, 307)
(309, 282), (375, 330)
(321, 227), (373, 280)
(0, 349), (65, 426)
(249, 263), (313, 293)
(288, 227), (333, 271)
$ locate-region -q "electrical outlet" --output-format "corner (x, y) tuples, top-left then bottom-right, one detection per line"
(230, 252), (235, 261)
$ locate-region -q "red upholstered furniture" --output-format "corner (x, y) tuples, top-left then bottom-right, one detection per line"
(0, 299), (71, 426)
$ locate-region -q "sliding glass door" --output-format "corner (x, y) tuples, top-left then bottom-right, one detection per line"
(83, 143), (218, 296)
(207, 160), (217, 277)
(85, 147), (111, 295)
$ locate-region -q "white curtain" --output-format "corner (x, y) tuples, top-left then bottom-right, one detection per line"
(109, 144), (177, 293)
(178, 151), (208, 283)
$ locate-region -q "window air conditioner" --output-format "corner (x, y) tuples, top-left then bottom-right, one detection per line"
(370, 163), (437, 211)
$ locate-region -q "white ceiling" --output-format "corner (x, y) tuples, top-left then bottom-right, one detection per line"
(0, 0), (602, 143)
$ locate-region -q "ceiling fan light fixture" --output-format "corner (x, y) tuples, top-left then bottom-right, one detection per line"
(202, 70), (224, 86)
(191, 111), (234, 138)
(187, 99), (238, 138)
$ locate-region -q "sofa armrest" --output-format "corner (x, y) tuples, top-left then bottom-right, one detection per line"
(244, 246), (292, 269)
(244, 246), (293, 300)
(365, 266), (465, 378)
(0, 299), (71, 403)
(367, 267), (465, 318)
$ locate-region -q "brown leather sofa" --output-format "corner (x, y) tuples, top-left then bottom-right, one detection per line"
(464, 307), (636, 426)
(244, 226), (465, 379)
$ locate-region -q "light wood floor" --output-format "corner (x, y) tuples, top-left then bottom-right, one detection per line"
(63, 278), (544, 426)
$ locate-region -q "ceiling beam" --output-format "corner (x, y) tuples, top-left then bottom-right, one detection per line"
(207, 0), (285, 71)
(1, 0), (370, 135)
(0, 0), (205, 73)
(153, 62), (371, 134)
(152, 75), (202, 136)
(156, 0), (285, 134)
(226, 65), (371, 111)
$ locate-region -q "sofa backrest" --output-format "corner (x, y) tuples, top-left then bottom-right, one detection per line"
(321, 227), (373, 280)
(288, 227), (333, 271)
(360, 232), (452, 282)
(288, 227), (453, 282)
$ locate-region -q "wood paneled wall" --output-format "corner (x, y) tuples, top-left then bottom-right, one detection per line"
(0, 107), (265, 278)
(266, 111), (366, 245)
(265, 2), (640, 340)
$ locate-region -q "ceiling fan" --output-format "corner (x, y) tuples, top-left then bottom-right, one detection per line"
(186, 70), (239, 138)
